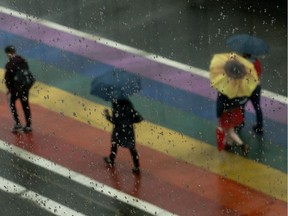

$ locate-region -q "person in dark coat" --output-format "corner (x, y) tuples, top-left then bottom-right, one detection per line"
(104, 98), (143, 174)
(4, 45), (32, 132)
(217, 92), (249, 155)
(241, 53), (263, 134)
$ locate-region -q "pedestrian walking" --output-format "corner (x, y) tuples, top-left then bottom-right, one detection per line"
(103, 98), (143, 174)
(216, 92), (249, 155)
(210, 53), (259, 155)
(242, 53), (263, 134)
(4, 45), (35, 133)
(225, 34), (268, 135)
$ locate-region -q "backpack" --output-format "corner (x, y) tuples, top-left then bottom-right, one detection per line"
(14, 68), (36, 91)
(130, 110), (143, 123)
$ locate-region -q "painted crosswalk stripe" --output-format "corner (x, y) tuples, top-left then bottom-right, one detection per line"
(0, 176), (86, 216)
(0, 140), (175, 216)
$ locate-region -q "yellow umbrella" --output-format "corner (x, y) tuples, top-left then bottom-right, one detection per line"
(209, 53), (259, 99)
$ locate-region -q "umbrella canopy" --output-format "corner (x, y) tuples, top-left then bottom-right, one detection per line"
(210, 53), (260, 99)
(90, 68), (141, 101)
(226, 34), (269, 56)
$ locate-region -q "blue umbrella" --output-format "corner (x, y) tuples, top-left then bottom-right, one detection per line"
(226, 34), (269, 56)
(90, 68), (142, 101)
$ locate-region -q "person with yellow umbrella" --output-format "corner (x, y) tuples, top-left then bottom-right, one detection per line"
(210, 53), (260, 155)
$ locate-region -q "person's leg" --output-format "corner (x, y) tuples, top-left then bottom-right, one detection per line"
(225, 130), (233, 145)
(235, 105), (245, 132)
(109, 141), (118, 163)
(227, 128), (243, 145)
(129, 147), (140, 168)
(9, 93), (21, 126)
(250, 85), (263, 131)
(224, 129), (233, 151)
(129, 146), (140, 174)
(19, 90), (31, 128)
(226, 128), (249, 155)
(104, 138), (118, 166)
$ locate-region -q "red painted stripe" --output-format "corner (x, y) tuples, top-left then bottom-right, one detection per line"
(0, 97), (286, 215)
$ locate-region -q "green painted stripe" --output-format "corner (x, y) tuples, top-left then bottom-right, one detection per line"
(0, 70), (286, 202)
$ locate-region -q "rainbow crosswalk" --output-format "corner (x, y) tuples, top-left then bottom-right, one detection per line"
(0, 7), (287, 215)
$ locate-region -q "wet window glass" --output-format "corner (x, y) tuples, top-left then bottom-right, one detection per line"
(0, 1), (286, 215)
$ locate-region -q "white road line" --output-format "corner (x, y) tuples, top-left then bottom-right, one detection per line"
(0, 140), (176, 216)
(0, 6), (286, 104)
(0, 176), (26, 194)
(0, 176), (86, 216)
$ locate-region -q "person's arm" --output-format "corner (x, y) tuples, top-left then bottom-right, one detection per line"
(104, 109), (114, 124)
(4, 63), (13, 91)
(216, 93), (225, 118)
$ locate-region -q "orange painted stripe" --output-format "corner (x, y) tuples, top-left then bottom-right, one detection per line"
(0, 94), (286, 216)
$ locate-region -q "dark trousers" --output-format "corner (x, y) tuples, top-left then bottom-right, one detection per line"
(10, 90), (31, 127)
(249, 85), (263, 128)
(109, 142), (140, 168)
(240, 85), (263, 129)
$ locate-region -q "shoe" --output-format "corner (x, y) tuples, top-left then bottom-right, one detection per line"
(11, 124), (22, 133)
(132, 167), (140, 175)
(241, 144), (250, 156)
(103, 157), (114, 166)
(224, 144), (232, 151)
(253, 125), (263, 135)
(235, 123), (244, 133)
(23, 126), (32, 132)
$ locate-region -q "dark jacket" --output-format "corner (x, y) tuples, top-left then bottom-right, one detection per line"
(106, 99), (143, 148)
(216, 92), (248, 118)
(5, 55), (29, 94)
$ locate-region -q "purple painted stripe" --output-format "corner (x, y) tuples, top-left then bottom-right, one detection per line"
(0, 12), (287, 124)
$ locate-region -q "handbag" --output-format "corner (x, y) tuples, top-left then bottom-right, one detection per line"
(216, 126), (225, 151)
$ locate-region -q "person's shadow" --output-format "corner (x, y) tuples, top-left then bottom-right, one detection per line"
(107, 166), (142, 197)
(11, 131), (38, 189)
(13, 131), (34, 150)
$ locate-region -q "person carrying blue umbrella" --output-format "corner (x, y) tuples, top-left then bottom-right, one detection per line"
(90, 68), (143, 174)
(103, 97), (143, 175)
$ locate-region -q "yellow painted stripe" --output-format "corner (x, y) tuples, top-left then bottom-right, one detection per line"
(0, 70), (286, 202)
